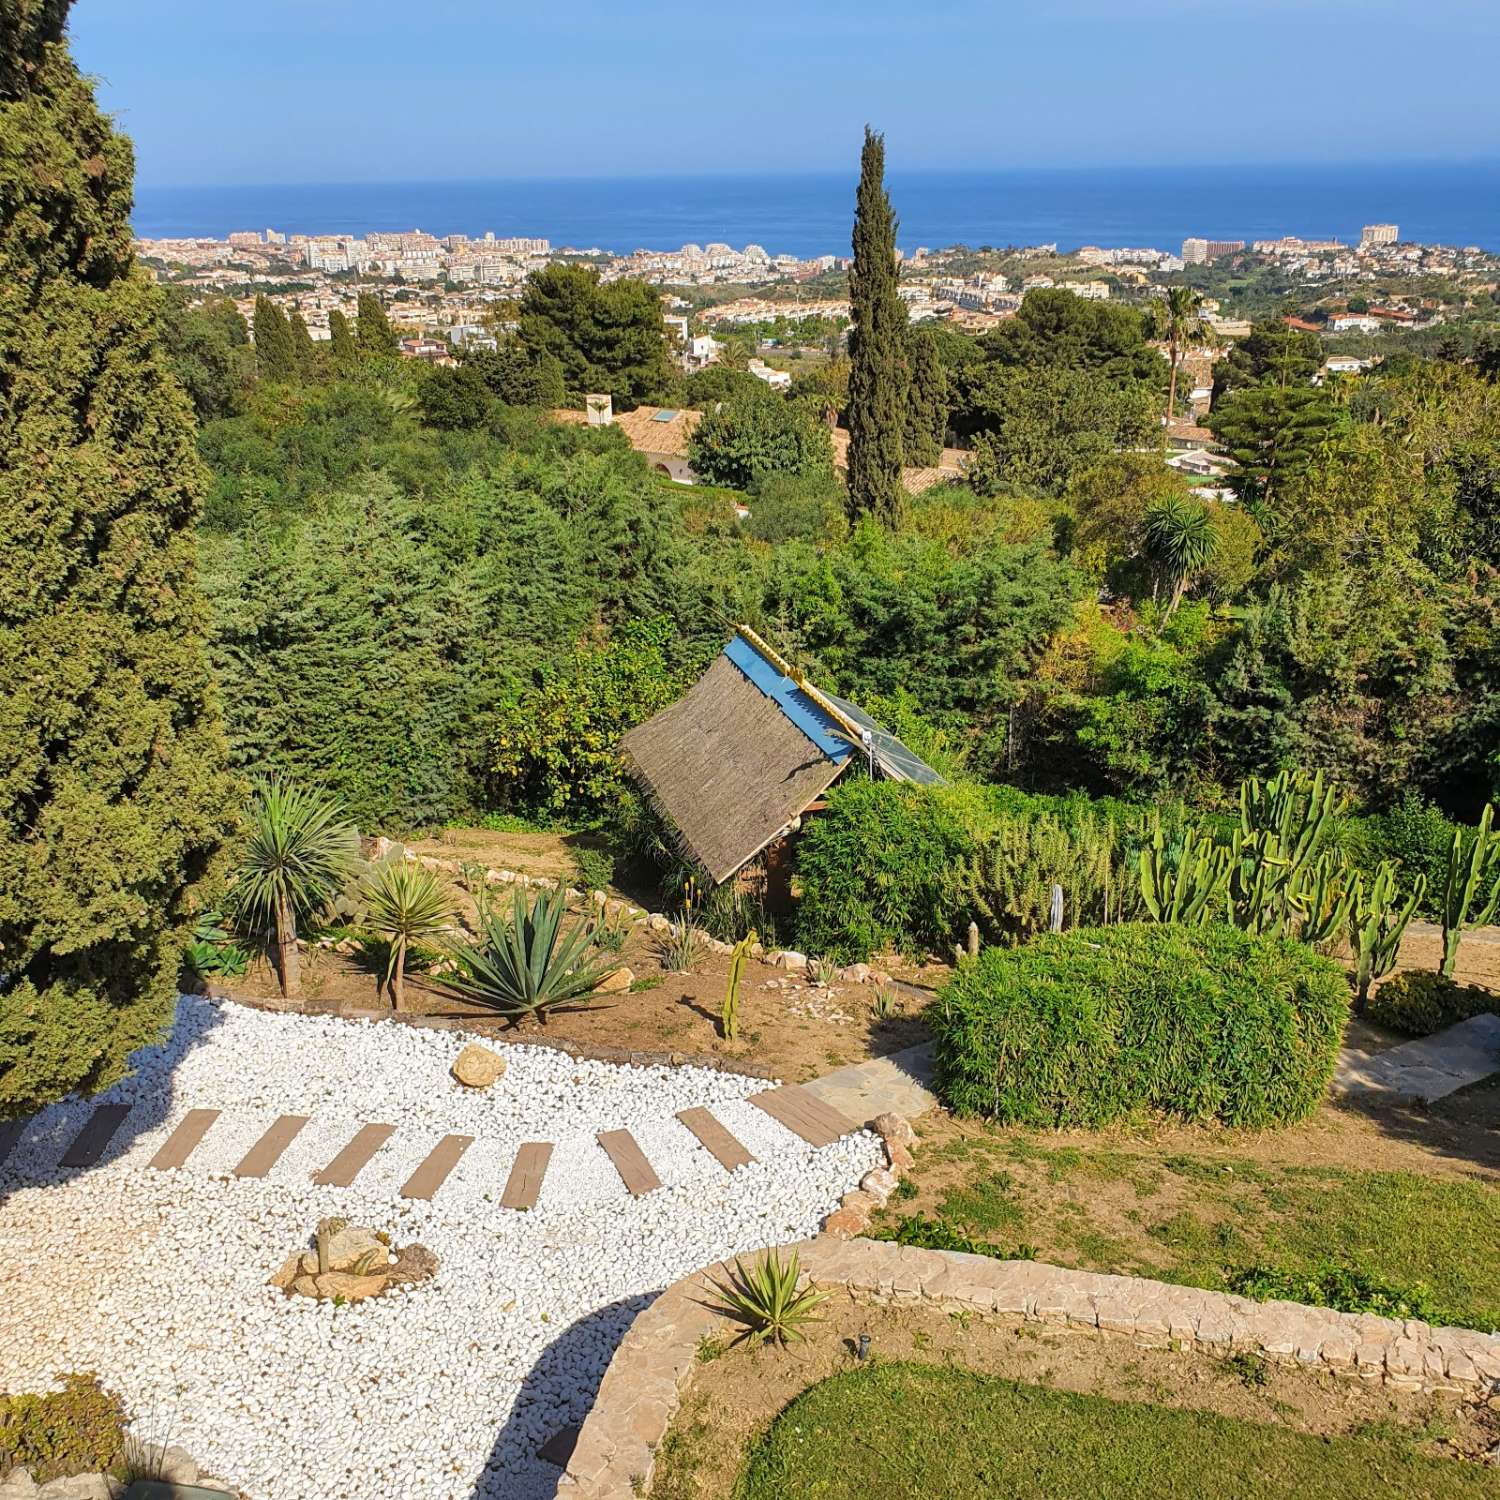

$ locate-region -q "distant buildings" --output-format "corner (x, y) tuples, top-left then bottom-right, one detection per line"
(1361, 223), (1399, 247)
(1181, 237), (1246, 264)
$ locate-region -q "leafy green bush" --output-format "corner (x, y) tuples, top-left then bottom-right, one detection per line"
(1226, 1262), (1486, 1330)
(795, 780), (1000, 962)
(1366, 971), (1500, 1037)
(871, 1213), (1035, 1261)
(0, 1375), (126, 1483)
(930, 923), (1349, 1128)
(1342, 792), (1455, 915)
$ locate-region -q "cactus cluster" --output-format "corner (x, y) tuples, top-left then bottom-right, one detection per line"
(1440, 803), (1500, 979)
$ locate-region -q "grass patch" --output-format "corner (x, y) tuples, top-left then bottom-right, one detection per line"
(736, 1362), (1493, 1499)
(879, 1136), (1500, 1332)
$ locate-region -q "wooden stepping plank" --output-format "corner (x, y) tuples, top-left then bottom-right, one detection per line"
(60, 1104), (132, 1168)
(400, 1133), (473, 1200)
(148, 1109), (221, 1171)
(749, 1084), (857, 1149)
(0, 1118), (25, 1170)
(597, 1129), (661, 1197)
(501, 1141), (553, 1211)
(312, 1122), (396, 1187)
(675, 1107), (754, 1171)
(232, 1114), (310, 1179)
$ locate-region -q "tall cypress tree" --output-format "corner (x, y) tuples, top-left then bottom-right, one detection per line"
(903, 326), (949, 466)
(846, 126), (908, 524)
(356, 291), (399, 358)
(287, 309), (319, 382)
(252, 292), (297, 382)
(1, 1), (235, 1115)
(328, 306), (358, 369)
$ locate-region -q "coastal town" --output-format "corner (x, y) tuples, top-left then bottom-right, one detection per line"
(136, 217), (1499, 362)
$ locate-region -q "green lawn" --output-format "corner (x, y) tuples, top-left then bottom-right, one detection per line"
(875, 1136), (1500, 1331)
(735, 1363), (1491, 1500)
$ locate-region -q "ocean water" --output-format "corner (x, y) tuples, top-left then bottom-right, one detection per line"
(131, 161), (1500, 258)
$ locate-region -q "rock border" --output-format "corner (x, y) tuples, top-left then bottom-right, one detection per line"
(557, 1238), (1500, 1498)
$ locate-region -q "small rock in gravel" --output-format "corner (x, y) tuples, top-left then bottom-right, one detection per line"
(451, 1043), (507, 1089)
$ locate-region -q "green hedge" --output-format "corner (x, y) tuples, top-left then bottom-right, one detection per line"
(794, 780), (999, 962)
(930, 924), (1349, 1128)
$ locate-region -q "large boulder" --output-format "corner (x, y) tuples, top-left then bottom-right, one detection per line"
(452, 1042), (507, 1089)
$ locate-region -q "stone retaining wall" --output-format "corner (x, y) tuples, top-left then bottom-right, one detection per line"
(557, 1237), (1500, 1498)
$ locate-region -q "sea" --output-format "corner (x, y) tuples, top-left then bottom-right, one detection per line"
(131, 161), (1500, 259)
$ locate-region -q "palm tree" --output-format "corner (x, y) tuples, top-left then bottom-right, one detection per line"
(1158, 286), (1205, 434)
(1143, 495), (1219, 615)
(361, 858), (455, 1011)
(232, 777), (361, 997)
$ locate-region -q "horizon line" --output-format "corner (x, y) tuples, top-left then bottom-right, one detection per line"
(133, 155), (1500, 195)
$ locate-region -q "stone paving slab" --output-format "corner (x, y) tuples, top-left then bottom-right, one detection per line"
(231, 1114), (309, 1179)
(802, 1041), (937, 1124)
(596, 1129), (661, 1197)
(749, 1085), (858, 1148)
(400, 1133), (474, 1200)
(1335, 1013), (1500, 1103)
(675, 1106), (754, 1171)
(500, 1141), (553, 1210)
(60, 1105), (133, 1168)
(148, 1109), (221, 1171)
(311, 1123), (395, 1187)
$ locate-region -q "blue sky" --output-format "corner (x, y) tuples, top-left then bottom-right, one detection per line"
(71, 0), (1500, 186)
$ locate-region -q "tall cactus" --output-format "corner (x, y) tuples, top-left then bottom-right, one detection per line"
(721, 930), (757, 1041)
(1440, 803), (1500, 978)
(1349, 862), (1425, 1010)
(1139, 827), (1229, 925)
(1291, 851), (1356, 948)
(1231, 768), (1342, 937)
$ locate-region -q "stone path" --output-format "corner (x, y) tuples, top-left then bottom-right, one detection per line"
(803, 1040), (938, 1123)
(1335, 1012), (1500, 1104)
(11, 1082), (864, 1210)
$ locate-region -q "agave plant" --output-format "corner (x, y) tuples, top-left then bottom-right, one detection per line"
(705, 1248), (829, 1349)
(231, 777), (361, 997)
(360, 858), (455, 1012)
(443, 883), (612, 1023)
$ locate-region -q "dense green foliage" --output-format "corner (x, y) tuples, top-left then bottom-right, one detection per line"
(845, 127), (907, 523)
(0, 1374), (127, 1484)
(687, 387), (835, 490)
(727, 1363), (1496, 1500)
(0, 3), (234, 1115)
(902, 325), (948, 465)
(517, 262), (674, 409)
(930, 924), (1349, 1126)
(1366, 970), (1500, 1036)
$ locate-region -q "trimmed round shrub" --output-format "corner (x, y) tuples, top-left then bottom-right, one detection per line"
(1366, 971), (1500, 1037)
(930, 923), (1350, 1128)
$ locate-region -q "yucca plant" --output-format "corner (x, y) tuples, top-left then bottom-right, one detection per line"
(231, 777), (362, 997)
(705, 1248), (829, 1348)
(361, 858), (455, 1011)
(657, 876), (705, 973)
(443, 883), (611, 1023)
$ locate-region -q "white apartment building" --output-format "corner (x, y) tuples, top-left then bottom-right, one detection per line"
(1361, 223), (1399, 246)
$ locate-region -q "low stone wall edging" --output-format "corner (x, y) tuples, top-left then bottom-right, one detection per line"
(556, 1237), (1500, 1498)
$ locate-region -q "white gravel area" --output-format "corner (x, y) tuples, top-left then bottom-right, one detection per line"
(0, 997), (881, 1499)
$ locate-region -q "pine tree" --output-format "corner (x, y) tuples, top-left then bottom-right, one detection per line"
(845, 126), (908, 524)
(356, 291), (399, 358)
(0, 2), (235, 1115)
(287, 309), (319, 382)
(328, 306), (358, 369)
(903, 326), (948, 466)
(252, 293), (297, 382)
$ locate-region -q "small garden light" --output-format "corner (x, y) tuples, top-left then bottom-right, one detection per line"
(856, 1332), (871, 1361)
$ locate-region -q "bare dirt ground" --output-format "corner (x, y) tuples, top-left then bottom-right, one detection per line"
(651, 1295), (1499, 1500)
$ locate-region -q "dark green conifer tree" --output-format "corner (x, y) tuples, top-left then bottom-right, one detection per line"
(356, 291), (399, 358)
(252, 293), (297, 382)
(328, 306), (358, 369)
(0, 0), (235, 1115)
(903, 326), (948, 466)
(287, 310), (319, 382)
(845, 126), (908, 524)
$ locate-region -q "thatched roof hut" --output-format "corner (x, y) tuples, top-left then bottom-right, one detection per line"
(621, 627), (943, 884)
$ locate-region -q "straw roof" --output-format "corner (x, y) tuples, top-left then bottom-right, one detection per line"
(620, 653), (845, 884)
